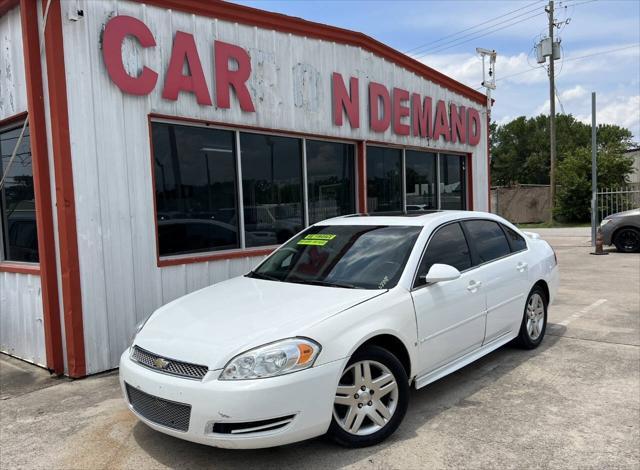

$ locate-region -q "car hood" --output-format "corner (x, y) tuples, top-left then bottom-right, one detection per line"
(134, 276), (385, 370)
(607, 208), (640, 219)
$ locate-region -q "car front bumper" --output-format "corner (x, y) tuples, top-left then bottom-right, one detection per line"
(119, 349), (344, 449)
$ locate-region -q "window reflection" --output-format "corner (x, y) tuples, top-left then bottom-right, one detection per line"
(366, 146), (403, 213)
(439, 154), (466, 210)
(0, 124), (38, 262)
(406, 150), (437, 211)
(152, 123), (239, 256)
(240, 133), (303, 247)
(306, 140), (355, 223)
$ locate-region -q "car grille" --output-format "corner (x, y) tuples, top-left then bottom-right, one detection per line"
(125, 383), (191, 432)
(131, 346), (208, 380)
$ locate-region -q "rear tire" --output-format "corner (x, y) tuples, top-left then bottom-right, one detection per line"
(515, 286), (548, 349)
(327, 345), (409, 448)
(613, 228), (640, 253)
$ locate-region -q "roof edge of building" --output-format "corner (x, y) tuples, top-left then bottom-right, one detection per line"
(134, 0), (488, 106)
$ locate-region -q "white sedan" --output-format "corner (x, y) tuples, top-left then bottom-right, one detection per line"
(120, 211), (559, 448)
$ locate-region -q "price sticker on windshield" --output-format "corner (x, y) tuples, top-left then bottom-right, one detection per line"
(297, 234), (336, 246)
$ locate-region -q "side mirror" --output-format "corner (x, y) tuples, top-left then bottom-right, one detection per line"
(422, 263), (461, 284)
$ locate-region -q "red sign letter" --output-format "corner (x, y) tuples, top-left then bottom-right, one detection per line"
(433, 100), (451, 142)
(369, 82), (391, 133)
(103, 15), (158, 95)
(214, 40), (255, 112)
(392, 88), (410, 136)
(162, 31), (212, 105)
(450, 104), (466, 144)
(411, 93), (432, 138)
(332, 73), (359, 128)
(467, 108), (482, 145)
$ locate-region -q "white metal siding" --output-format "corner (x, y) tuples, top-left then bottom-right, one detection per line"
(0, 7), (47, 368)
(60, 0), (489, 373)
(0, 272), (47, 366)
(0, 6), (27, 121)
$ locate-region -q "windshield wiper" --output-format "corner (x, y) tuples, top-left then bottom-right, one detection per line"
(287, 278), (357, 289)
(247, 271), (281, 282)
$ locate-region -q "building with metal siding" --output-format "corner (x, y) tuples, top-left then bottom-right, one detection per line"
(0, 0), (490, 377)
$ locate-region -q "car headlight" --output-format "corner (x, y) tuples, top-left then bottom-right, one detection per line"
(219, 338), (321, 380)
(600, 218), (611, 227)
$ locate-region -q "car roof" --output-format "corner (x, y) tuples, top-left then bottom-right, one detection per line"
(316, 210), (505, 227)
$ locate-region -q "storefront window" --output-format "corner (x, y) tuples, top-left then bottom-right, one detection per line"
(306, 140), (355, 224)
(0, 123), (38, 263)
(439, 154), (466, 210)
(366, 146), (403, 213)
(240, 133), (303, 247)
(405, 150), (437, 211)
(152, 123), (239, 256)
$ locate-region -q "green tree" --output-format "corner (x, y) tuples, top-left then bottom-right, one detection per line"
(555, 145), (634, 222)
(490, 114), (634, 186)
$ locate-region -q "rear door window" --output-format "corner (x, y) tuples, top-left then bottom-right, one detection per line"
(501, 224), (527, 252)
(463, 220), (511, 264)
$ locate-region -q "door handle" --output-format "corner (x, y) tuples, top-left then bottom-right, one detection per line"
(467, 280), (482, 292)
(516, 262), (528, 272)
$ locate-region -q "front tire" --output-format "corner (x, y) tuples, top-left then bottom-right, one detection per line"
(613, 228), (640, 253)
(327, 345), (409, 448)
(515, 286), (548, 349)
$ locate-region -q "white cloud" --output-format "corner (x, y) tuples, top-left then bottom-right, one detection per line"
(576, 95), (640, 137)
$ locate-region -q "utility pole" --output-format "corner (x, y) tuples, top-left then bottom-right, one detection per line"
(476, 47), (497, 212)
(591, 92), (597, 245)
(547, 0), (556, 225)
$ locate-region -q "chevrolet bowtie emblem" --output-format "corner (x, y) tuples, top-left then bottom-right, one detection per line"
(153, 357), (170, 369)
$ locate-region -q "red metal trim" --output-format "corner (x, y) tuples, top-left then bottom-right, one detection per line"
(41, 0), (86, 378)
(0, 0), (18, 17)
(487, 114), (491, 211)
(133, 0), (486, 106)
(158, 248), (276, 268)
(19, 0), (64, 375)
(0, 111), (28, 128)
(356, 142), (367, 213)
(0, 262), (40, 275)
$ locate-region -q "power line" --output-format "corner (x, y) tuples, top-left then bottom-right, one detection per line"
(416, 11), (546, 57)
(473, 43), (640, 90)
(404, 0), (543, 55)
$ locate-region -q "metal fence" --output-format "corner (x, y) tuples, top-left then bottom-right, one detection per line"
(596, 187), (640, 221)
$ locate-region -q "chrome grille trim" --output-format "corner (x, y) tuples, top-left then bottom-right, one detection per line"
(125, 383), (191, 432)
(131, 346), (209, 380)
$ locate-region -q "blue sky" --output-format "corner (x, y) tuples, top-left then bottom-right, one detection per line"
(233, 0), (640, 141)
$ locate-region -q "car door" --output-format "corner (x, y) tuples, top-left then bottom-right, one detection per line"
(461, 220), (529, 344)
(411, 222), (487, 375)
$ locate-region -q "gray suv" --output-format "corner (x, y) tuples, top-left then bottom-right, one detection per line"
(600, 208), (640, 253)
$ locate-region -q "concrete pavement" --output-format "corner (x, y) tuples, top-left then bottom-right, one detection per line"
(1, 227), (638, 469)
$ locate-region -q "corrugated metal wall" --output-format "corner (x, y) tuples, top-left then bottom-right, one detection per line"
(0, 6), (47, 367)
(60, 0), (489, 373)
(0, 272), (46, 366)
(0, 6), (27, 120)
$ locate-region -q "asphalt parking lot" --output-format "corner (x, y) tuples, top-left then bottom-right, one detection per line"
(1, 227), (639, 469)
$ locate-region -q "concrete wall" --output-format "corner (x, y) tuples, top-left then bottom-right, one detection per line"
(491, 185), (551, 224)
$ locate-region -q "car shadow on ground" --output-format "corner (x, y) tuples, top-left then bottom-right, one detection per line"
(131, 331), (563, 469)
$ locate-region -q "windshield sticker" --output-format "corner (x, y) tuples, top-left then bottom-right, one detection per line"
(297, 234), (336, 246)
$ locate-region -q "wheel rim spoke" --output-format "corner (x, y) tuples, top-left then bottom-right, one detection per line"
(333, 359), (399, 436)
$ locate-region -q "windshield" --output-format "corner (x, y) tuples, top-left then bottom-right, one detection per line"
(248, 225), (422, 289)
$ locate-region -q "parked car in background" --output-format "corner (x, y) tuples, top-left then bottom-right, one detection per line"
(600, 208), (640, 253)
(120, 211), (559, 449)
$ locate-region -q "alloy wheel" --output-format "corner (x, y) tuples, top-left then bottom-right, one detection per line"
(333, 360), (399, 436)
(616, 229), (640, 252)
(526, 293), (545, 341)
